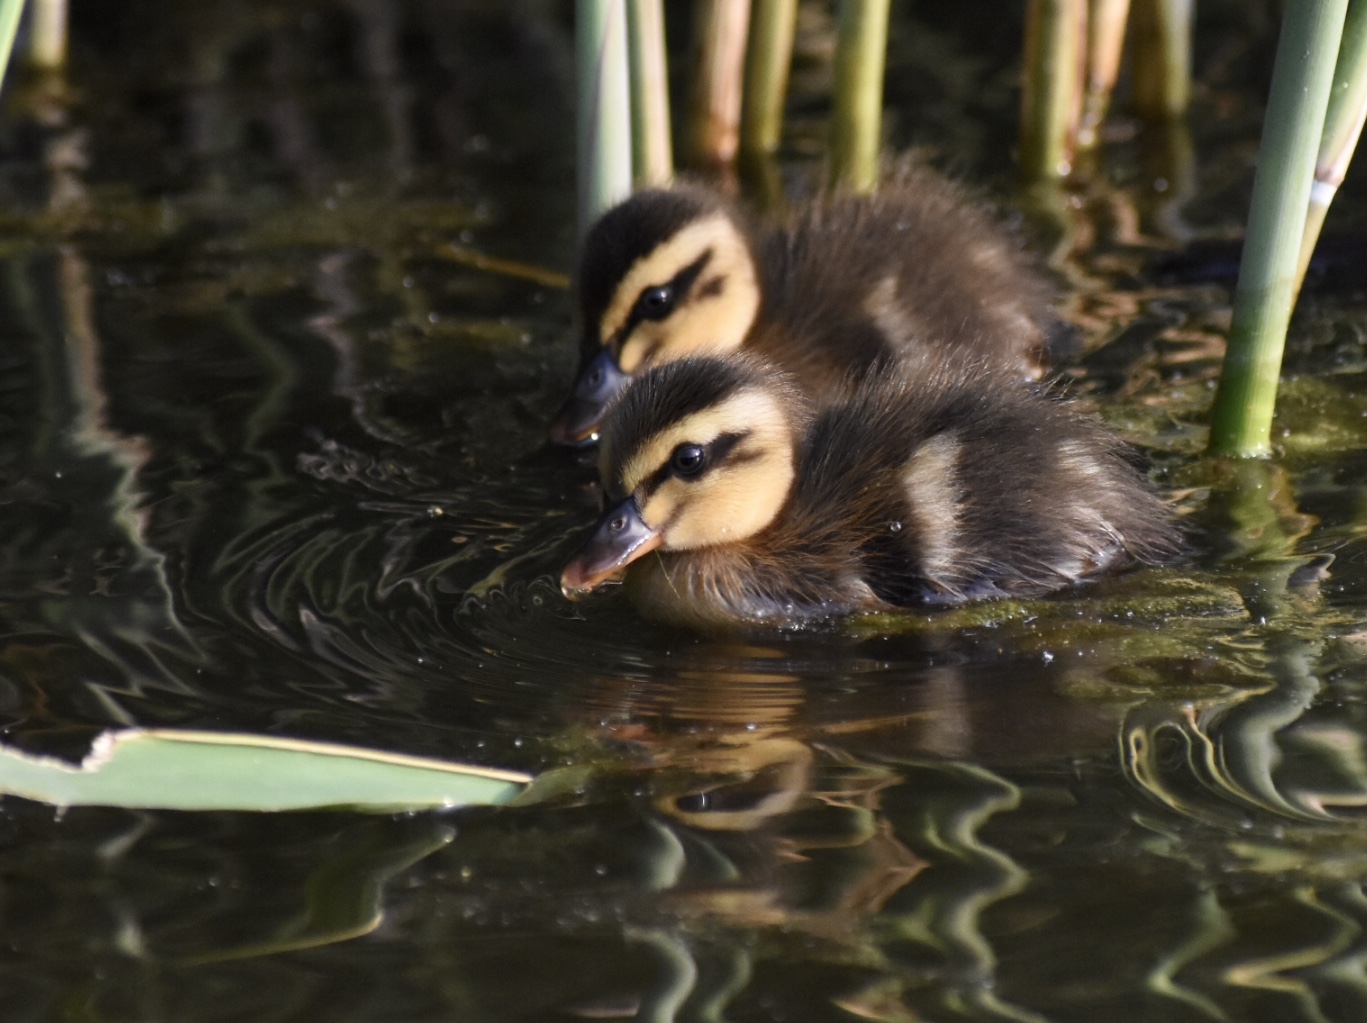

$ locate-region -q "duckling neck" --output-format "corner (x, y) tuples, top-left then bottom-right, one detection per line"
(624, 537), (875, 629)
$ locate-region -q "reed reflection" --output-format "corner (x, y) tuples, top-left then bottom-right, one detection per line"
(0, 249), (209, 739)
(1114, 456), (1367, 1022)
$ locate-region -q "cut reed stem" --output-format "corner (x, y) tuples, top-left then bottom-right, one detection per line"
(628, 0), (673, 185)
(1294, 0), (1367, 293)
(1020, 0), (1087, 179)
(830, 0), (890, 193)
(1129, 0), (1191, 120)
(1208, 0), (1348, 458)
(29, 0), (66, 69)
(1079, 0), (1131, 147)
(686, 0), (752, 167)
(741, 0), (798, 156)
(577, 0), (634, 238)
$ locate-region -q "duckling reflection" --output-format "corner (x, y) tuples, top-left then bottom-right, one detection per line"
(551, 162), (1057, 444)
(561, 353), (1182, 629)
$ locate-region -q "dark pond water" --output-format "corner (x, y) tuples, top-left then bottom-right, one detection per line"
(4, 1), (1367, 1020)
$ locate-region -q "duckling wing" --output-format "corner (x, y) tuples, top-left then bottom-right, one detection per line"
(786, 373), (1182, 610)
(886, 389), (1183, 602)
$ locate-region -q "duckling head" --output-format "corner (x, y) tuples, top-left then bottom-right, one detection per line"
(549, 189), (762, 445)
(561, 356), (801, 596)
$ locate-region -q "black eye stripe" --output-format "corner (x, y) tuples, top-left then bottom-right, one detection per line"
(620, 249), (714, 339)
(707, 431), (746, 465)
(639, 429), (751, 497)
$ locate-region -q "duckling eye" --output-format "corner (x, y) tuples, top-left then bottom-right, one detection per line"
(670, 443), (707, 478)
(637, 285), (676, 320)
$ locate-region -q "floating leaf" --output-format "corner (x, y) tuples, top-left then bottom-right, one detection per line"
(0, 729), (530, 812)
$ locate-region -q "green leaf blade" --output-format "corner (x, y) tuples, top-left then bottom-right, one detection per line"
(0, 729), (530, 813)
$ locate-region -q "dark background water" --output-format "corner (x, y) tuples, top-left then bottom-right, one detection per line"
(3, 1), (1367, 1020)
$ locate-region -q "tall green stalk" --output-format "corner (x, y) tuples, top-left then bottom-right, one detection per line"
(1130, 0), (1192, 120)
(1208, 0), (1348, 458)
(29, 0), (65, 69)
(830, 0), (890, 192)
(1020, 0), (1086, 179)
(577, 0), (633, 238)
(741, 0), (797, 156)
(0, 0), (27, 88)
(1295, 0), (1367, 292)
(1079, 0), (1131, 147)
(686, 0), (752, 167)
(628, 0), (672, 185)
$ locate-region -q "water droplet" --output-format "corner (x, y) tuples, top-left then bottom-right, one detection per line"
(889, 521), (903, 533)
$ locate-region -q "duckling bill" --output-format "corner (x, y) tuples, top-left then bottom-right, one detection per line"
(561, 355), (1182, 629)
(551, 163), (1057, 445)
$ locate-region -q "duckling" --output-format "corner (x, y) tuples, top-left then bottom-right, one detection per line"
(549, 161), (1058, 445)
(560, 354), (1181, 629)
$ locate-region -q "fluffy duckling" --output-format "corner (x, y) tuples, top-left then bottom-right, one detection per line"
(550, 163), (1057, 445)
(560, 354), (1181, 629)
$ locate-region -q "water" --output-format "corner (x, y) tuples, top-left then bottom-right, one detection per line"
(3, 1), (1367, 1020)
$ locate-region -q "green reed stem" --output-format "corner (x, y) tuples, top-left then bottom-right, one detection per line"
(1129, 0), (1191, 119)
(0, 0), (26, 89)
(686, 0), (752, 167)
(741, 0), (797, 156)
(830, 0), (890, 193)
(577, 0), (633, 238)
(1020, 0), (1086, 179)
(28, 0), (65, 68)
(1294, 0), (1367, 292)
(1079, 0), (1131, 147)
(628, 0), (673, 185)
(1208, 0), (1348, 458)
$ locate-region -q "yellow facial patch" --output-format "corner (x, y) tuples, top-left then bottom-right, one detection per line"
(599, 214), (760, 373)
(622, 386), (796, 550)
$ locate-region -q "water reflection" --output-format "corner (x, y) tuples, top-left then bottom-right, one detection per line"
(5, 1), (1367, 1021)
(0, 250), (207, 746)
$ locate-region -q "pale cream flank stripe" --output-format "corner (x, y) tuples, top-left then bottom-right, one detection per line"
(864, 273), (932, 369)
(1057, 439), (1110, 481)
(903, 432), (962, 583)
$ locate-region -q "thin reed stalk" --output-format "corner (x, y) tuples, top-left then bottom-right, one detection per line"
(686, 0), (752, 167)
(628, 0), (672, 185)
(1208, 0), (1348, 458)
(577, 0), (633, 238)
(1129, 0), (1191, 120)
(0, 0), (26, 89)
(1020, 0), (1087, 179)
(741, 0), (797, 156)
(829, 0), (890, 193)
(1294, 0), (1367, 292)
(1078, 0), (1130, 147)
(29, 0), (66, 69)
